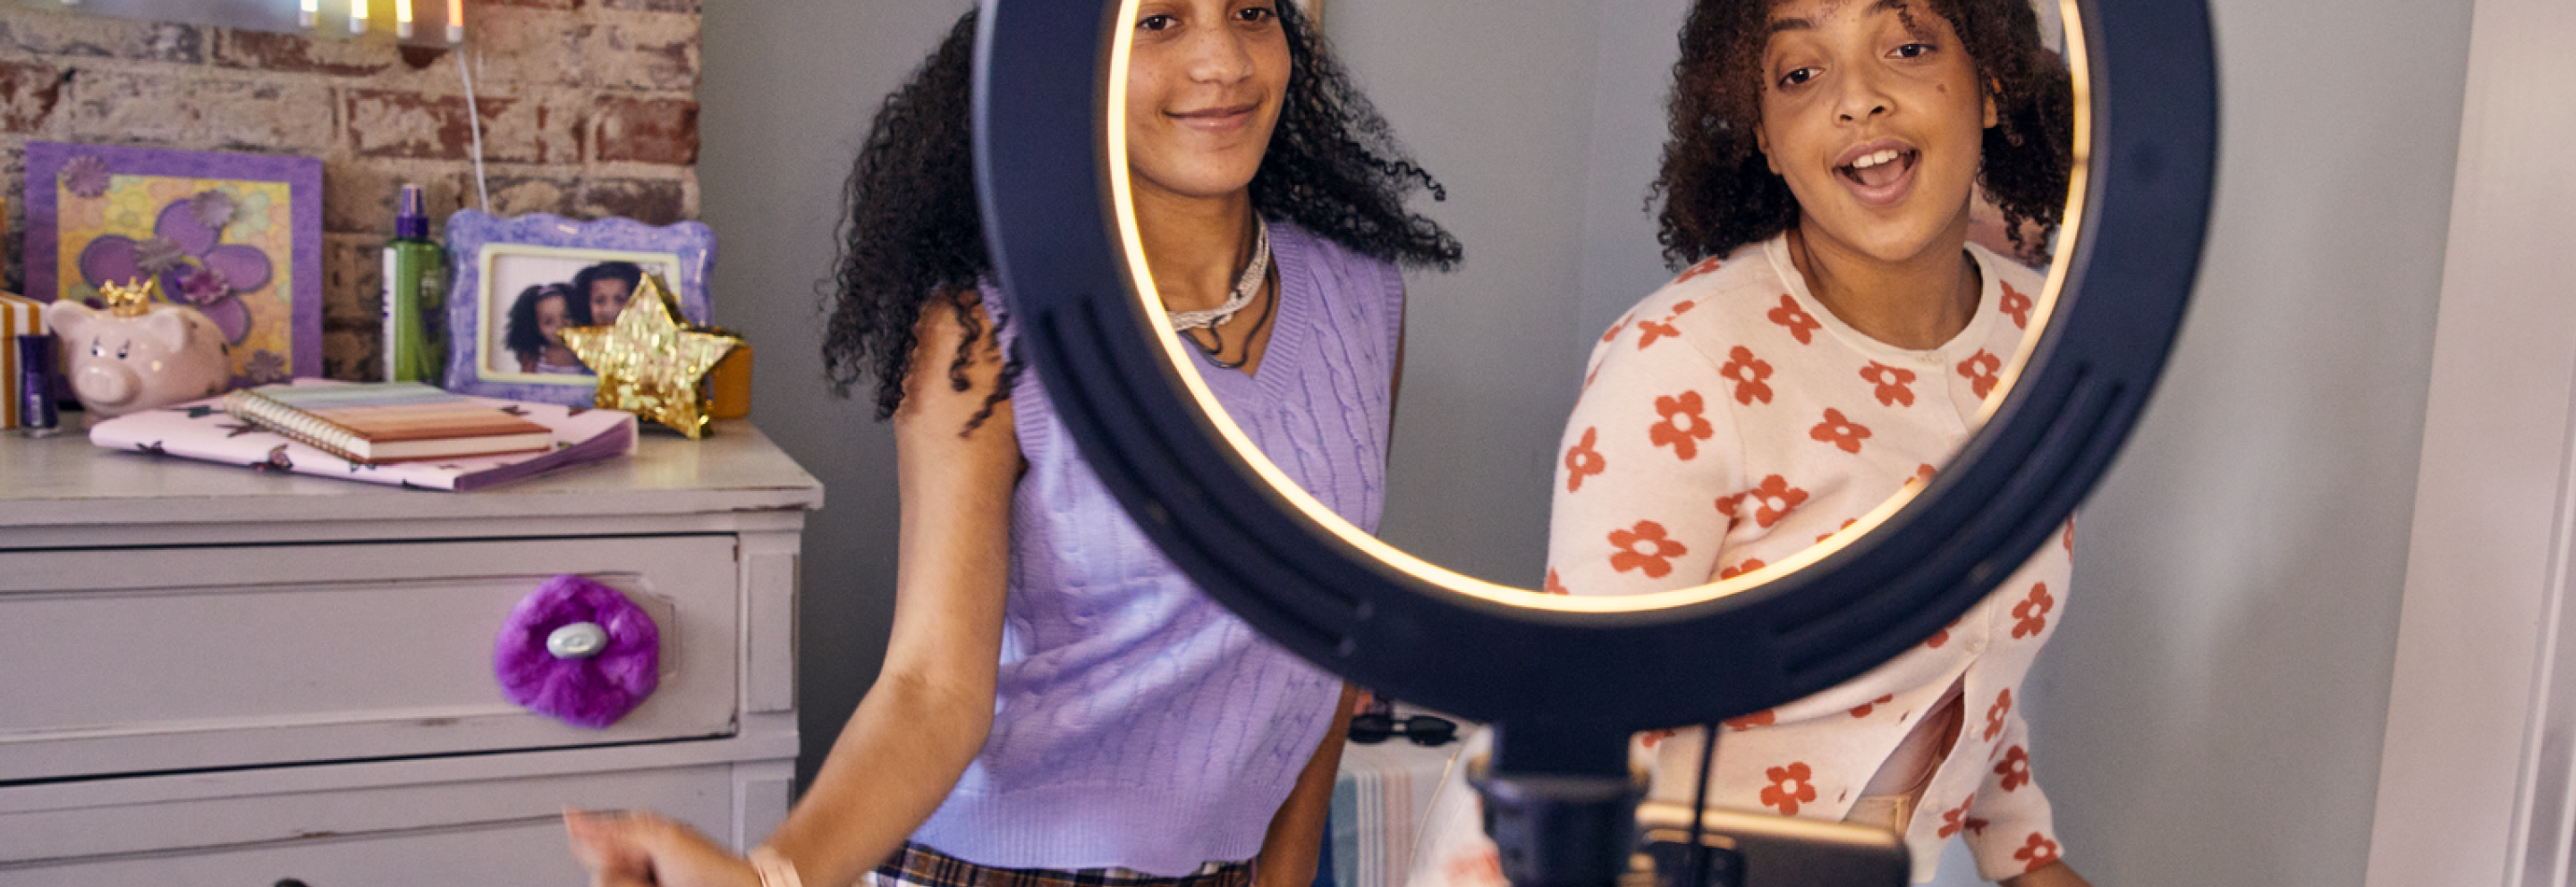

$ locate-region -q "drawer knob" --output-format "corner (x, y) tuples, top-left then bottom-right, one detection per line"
(494, 574), (662, 730)
(547, 621), (609, 659)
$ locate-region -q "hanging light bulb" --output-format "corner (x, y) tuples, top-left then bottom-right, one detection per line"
(301, 0), (318, 29)
(395, 0), (414, 38)
(447, 0), (465, 44)
(350, 0), (369, 34)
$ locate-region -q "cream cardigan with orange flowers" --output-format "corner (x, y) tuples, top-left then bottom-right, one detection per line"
(1412, 234), (2072, 886)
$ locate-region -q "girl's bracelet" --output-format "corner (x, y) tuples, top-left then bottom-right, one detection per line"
(750, 846), (806, 887)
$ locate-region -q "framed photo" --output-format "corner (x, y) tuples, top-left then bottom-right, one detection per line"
(443, 210), (715, 405)
(24, 141), (324, 386)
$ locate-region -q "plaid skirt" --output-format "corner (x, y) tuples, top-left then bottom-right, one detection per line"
(866, 841), (1254, 887)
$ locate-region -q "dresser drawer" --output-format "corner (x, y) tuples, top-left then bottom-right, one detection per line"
(0, 761), (747, 883)
(0, 536), (741, 781)
(0, 817), (589, 887)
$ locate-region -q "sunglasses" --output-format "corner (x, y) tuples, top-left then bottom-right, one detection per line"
(1348, 713), (1457, 747)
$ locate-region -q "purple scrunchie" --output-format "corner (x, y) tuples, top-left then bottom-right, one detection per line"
(493, 574), (660, 729)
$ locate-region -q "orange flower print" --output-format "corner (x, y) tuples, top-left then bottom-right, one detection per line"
(1917, 463), (1938, 484)
(1636, 300), (1699, 350)
(2001, 281), (2033, 329)
(1545, 569), (1571, 596)
(1724, 708), (1775, 731)
(2063, 515), (2075, 552)
(1959, 350), (2003, 398)
(1719, 558), (1766, 580)
(1984, 688), (2013, 741)
(2013, 832), (2061, 873)
(1674, 257), (1724, 284)
(1716, 492), (1748, 529)
(2012, 583), (2055, 638)
(1445, 845), (1509, 887)
(1810, 408), (1873, 454)
(1994, 745), (2033, 791)
(1965, 816), (1991, 836)
(1768, 293), (1820, 344)
(1609, 520), (1690, 579)
(1651, 392), (1716, 460)
(1564, 427), (1606, 492)
(1860, 361), (1917, 407)
(1817, 518), (1859, 544)
(1925, 616), (1960, 649)
(1601, 313), (1632, 344)
(1749, 475), (1809, 528)
(1722, 346), (1775, 405)
(1937, 794), (1979, 838)
(1640, 727), (1679, 748)
(1759, 762), (1818, 815)
(1849, 694), (1895, 718)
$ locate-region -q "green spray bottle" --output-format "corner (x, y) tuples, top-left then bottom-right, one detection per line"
(382, 184), (448, 384)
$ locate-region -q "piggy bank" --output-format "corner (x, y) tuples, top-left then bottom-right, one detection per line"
(45, 298), (233, 418)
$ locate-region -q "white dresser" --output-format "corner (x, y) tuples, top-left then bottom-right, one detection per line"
(0, 422), (821, 885)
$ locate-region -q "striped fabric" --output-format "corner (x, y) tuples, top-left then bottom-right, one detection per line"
(866, 842), (1250, 887)
(1328, 739), (1460, 887)
(0, 292), (45, 429)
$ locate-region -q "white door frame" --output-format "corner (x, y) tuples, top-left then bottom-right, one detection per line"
(2368, 0), (2576, 883)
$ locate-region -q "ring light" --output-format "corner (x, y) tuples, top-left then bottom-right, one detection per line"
(972, 0), (2211, 880)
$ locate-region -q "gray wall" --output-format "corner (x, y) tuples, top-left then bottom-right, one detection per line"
(699, 1), (2472, 883)
(699, 1), (972, 788)
(2034, 0), (2469, 882)
(1320, 1), (1605, 585)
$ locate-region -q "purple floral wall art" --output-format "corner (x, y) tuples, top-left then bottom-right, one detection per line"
(26, 142), (323, 386)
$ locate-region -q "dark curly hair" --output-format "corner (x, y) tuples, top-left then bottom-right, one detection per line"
(1653, 0), (2073, 267)
(504, 283), (573, 367)
(572, 260), (644, 323)
(821, 4), (1461, 425)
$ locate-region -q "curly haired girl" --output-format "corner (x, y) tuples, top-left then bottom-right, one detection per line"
(502, 283), (584, 375)
(568, 4), (1458, 887)
(1414, 0), (2086, 884)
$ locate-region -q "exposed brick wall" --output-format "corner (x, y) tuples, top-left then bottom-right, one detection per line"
(0, 4), (700, 380)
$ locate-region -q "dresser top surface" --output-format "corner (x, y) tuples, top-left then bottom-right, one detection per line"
(1, 419), (823, 531)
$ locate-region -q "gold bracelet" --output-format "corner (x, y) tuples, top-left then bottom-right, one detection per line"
(750, 846), (806, 887)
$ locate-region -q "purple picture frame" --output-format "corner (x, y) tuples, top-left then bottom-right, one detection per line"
(442, 210), (715, 406)
(24, 141), (325, 383)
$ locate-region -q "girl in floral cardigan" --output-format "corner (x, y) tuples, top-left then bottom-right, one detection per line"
(1415, 0), (2083, 883)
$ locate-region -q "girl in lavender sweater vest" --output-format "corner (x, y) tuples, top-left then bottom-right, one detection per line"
(567, 4), (1457, 887)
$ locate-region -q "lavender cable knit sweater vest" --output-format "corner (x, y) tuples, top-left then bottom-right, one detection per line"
(911, 223), (1402, 874)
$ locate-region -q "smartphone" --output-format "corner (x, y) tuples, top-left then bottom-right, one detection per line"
(1633, 800), (1910, 887)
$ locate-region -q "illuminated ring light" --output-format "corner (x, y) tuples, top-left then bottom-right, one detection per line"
(971, 0), (2211, 737)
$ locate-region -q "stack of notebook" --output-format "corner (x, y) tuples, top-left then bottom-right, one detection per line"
(221, 383), (555, 464)
(90, 382), (638, 491)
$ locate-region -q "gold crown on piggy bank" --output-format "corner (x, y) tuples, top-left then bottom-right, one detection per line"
(99, 277), (159, 317)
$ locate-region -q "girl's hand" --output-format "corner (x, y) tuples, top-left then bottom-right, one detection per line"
(564, 807), (763, 887)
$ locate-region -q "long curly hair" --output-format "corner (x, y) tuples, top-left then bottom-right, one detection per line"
(822, 4), (1461, 425)
(1653, 0), (2073, 267)
(504, 283), (573, 365)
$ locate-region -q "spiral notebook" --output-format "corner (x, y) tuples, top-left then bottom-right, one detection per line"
(92, 384), (637, 491)
(222, 382), (554, 464)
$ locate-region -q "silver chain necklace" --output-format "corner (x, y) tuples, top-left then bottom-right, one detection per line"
(1166, 218), (1270, 332)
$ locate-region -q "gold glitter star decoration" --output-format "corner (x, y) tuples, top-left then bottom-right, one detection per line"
(558, 274), (743, 439)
